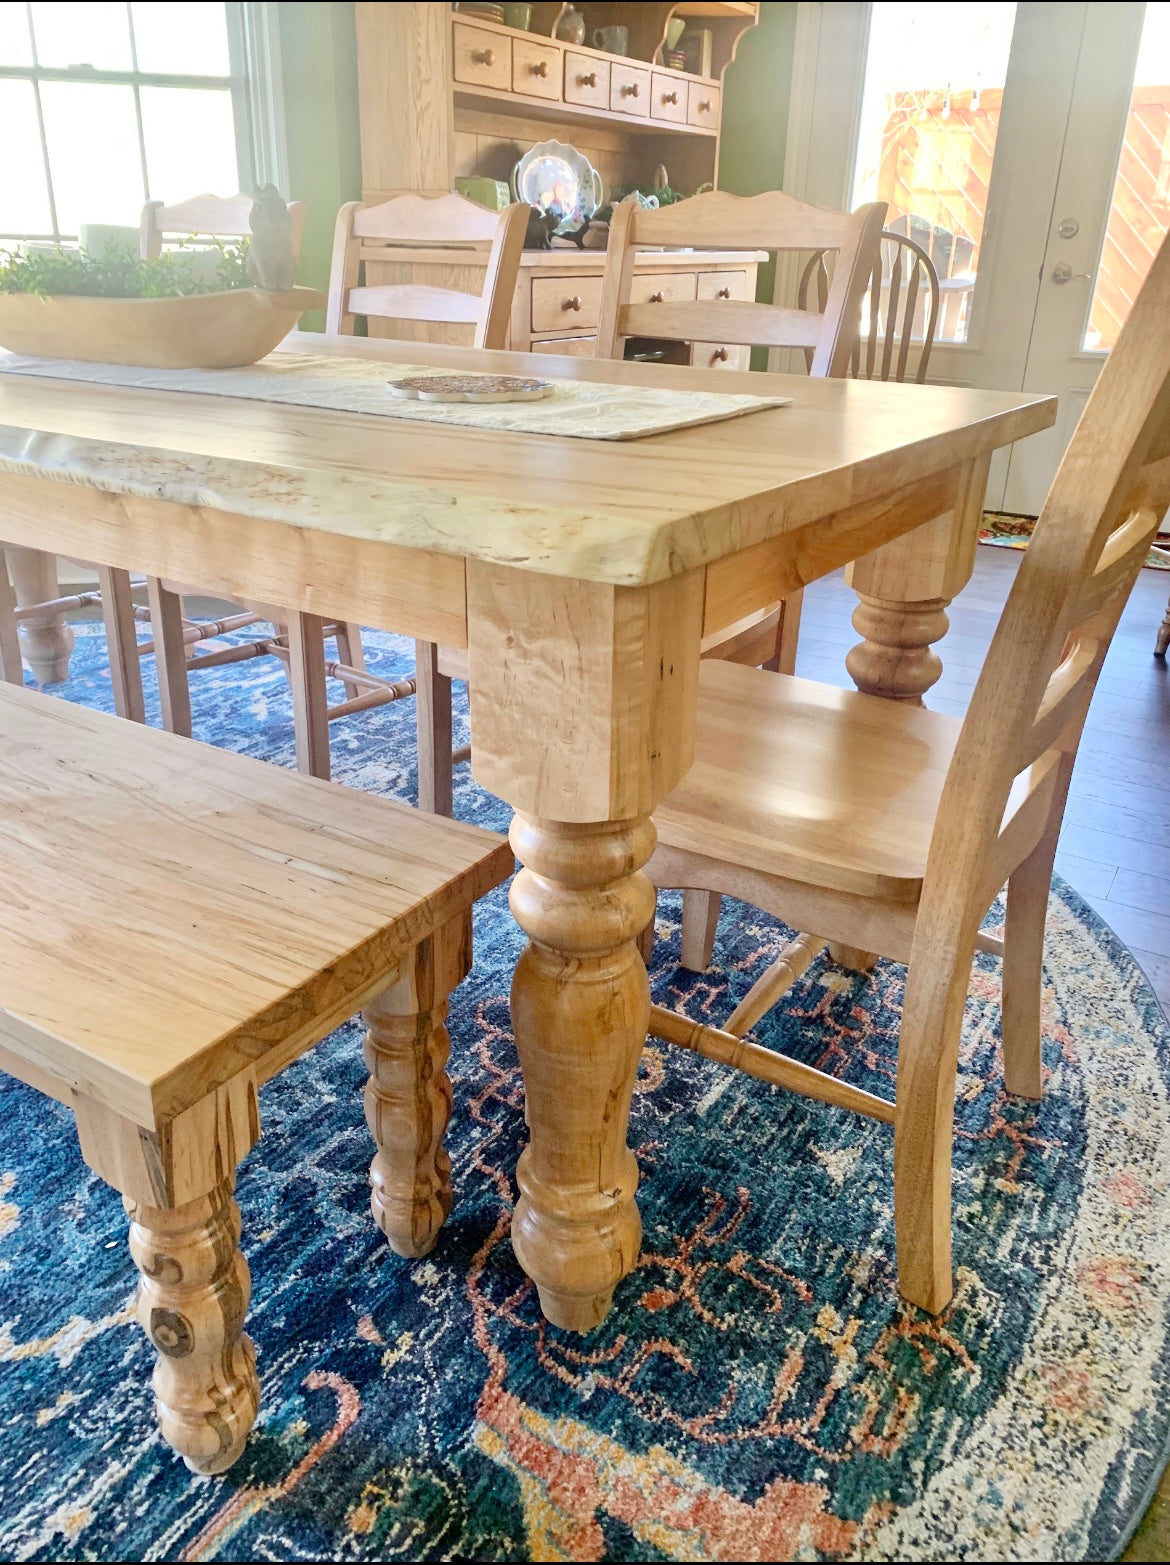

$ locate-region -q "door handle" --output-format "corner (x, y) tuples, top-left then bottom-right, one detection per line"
(1051, 261), (1091, 285)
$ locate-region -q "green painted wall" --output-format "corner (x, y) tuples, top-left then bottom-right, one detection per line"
(718, 1), (797, 198)
(277, 1), (362, 329)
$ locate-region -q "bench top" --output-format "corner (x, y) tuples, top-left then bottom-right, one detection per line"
(0, 686), (512, 1127)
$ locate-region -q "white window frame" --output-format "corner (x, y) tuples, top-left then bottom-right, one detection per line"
(0, 0), (287, 242)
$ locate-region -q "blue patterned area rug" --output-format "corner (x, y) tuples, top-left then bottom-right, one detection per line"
(2, 622), (1169, 1562)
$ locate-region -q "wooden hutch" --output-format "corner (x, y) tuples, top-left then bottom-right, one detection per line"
(353, 1), (763, 366)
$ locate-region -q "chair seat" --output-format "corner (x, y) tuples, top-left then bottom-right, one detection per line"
(654, 661), (965, 902)
(0, 685), (512, 1127)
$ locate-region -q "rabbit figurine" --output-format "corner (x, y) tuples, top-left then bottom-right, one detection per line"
(246, 184), (296, 291)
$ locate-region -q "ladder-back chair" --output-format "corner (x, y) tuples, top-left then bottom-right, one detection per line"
(642, 224), (1170, 1315)
(322, 192), (529, 808)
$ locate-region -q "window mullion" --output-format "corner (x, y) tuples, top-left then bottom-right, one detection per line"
(126, 0), (150, 205)
(25, 2), (60, 242)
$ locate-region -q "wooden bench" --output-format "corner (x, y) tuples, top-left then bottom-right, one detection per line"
(0, 685), (512, 1474)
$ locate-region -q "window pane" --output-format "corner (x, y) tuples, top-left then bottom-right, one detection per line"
(140, 86), (239, 205)
(852, 1), (1018, 343)
(0, 2), (33, 66)
(0, 81), (52, 235)
(40, 81), (143, 233)
(30, 2), (132, 70)
(131, 2), (231, 77)
(1084, 3), (1170, 352)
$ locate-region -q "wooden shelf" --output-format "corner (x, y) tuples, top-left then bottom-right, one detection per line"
(671, 2), (757, 15)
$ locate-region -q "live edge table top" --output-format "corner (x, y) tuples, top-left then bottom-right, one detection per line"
(0, 332), (1055, 596)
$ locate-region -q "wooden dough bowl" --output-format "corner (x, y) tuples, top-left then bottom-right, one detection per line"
(0, 286), (325, 369)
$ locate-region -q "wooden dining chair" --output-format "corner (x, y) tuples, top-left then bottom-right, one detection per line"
(1152, 544), (1170, 655)
(145, 193), (527, 790)
(640, 224), (1170, 1317)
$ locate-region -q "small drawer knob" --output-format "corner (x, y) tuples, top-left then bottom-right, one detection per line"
(698, 98), (713, 111)
(622, 82), (639, 96)
(472, 48), (494, 65)
(717, 287), (731, 299)
(564, 295), (582, 312)
(664, 91), (679, 104)
(649, 290), (664, 303)
(713, 346), (729, 362)
(579, 71), (597, 86)
(530, 60), (549, 77)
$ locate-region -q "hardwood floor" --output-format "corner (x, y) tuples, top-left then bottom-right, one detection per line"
(795, 545), (1170, 1016)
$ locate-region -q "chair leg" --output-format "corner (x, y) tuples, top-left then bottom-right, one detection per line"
(0, 553), (23, 684)
(362, 913), (469, 1257)
(146, 577), (192, 738)
(96, 566), (145, 723)
(680, 888), (721, 970)
(893, 946), (973, 1314)
(333, 621), (367, 699)
(769, 588), (804, 675)
(1156, 591), (1170, 658)
(1000, 828), (1059, 1100)
(415, 639), (454, 817)
(286, 613), (331, 779)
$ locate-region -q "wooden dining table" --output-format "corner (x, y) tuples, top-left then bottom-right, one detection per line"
(0, 333), (1055, 1333)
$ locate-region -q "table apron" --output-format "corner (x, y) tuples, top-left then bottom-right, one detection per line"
(0, 472), (470, 650)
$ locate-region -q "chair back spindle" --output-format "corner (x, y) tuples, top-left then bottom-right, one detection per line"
(798, 231), (941, 383)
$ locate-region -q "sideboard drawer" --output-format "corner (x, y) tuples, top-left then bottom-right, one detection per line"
(692, 341), (750, 371)
(453, 23), (510, 90)
(628, 271), (698, 307)
(697, 270), (751, 302)
(687, 80), (720, 129)
(564, 52), (609, 109)
(531, 274), (605, 333)
(513, 37), (561, 101)
(650, 72), (687, 124)
(610, 62), (650, 118)
(530, 334), (598, 357)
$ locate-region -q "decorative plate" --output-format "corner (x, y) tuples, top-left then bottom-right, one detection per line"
(512, 140), (603, 232)
(387, 373), (552, 404)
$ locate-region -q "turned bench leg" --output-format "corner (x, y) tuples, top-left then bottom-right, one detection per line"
(73, 1075), (263, 1473)
(362, 912), (471, 1257)
(126, 1178), (259, 1474)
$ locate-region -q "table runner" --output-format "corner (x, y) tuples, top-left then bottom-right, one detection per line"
(0, 350), (791, 441)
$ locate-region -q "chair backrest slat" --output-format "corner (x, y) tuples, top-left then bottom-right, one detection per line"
(325, 192), (529, 349)
(596, 190), (887, 376)
(140, 194), (305, 260)
(917, 229), (1170, 955)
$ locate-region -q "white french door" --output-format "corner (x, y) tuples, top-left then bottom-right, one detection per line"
(786, 1), (1170, 513)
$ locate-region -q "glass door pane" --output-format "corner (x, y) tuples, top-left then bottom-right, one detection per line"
(851, 1), (1018, 342)
(1083, 2), (1170, 350)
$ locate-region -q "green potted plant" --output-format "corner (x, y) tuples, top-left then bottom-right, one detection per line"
(0, 228), (323, 370)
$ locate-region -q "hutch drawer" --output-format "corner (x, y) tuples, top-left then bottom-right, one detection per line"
(452, 23), (510, 91)
(650, 72), (688, 125)
(610, 62), (650, 118)
(513, 37), (561, 101)
(564, 53), (609, 109)
(687, 80), (720, 129)
(530, 274), (605, 333)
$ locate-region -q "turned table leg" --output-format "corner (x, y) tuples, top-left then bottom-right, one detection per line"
(6, 546), (74, 683)
(508, 813), (655, 1331)
(363, 914), (470, 1258)
(126, 1177), (260, 1474)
